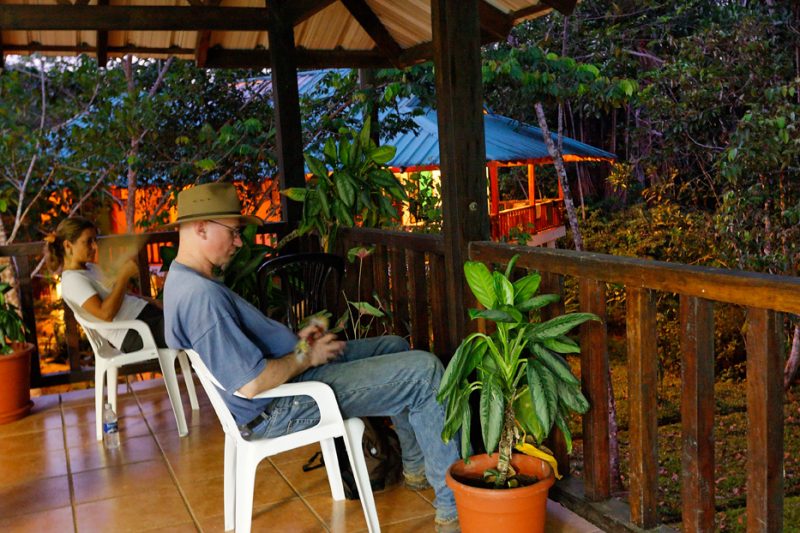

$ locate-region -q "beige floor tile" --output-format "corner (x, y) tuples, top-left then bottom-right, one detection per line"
(179, 465), (296, 519)
(0, 427), (65, 454)
(0, 475), (71, 518)
(68, 434), (164, 473)
(269, 442), (322, 466)
(59, 387), (98, 406)
(273, 457), (334, 497)
(141, 522), (199, 532)
(0, 448), (69, 485)
(61, 396), (141, 428)
(200, 497), (325, 533)
(0, 400), (62, 437)
(544, 500), (603, 533)
(379, 514), (437, 533)
(65, 412), (151, 448)
(305, 483), (435, 532)
(74, 486), (192, 532)
(164, 444), (228, 483)
(72, 459), (174, 504)
(0, 505), (75, 533)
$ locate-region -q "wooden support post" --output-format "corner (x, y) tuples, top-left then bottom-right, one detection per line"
(627, 287), (658, 529)
(489, 163), (499, 216)
(746, 307), (784, 532)
(432, 0), (489, 355)
(579, 278), (611, 501)
(268, 0), (304, 232)
(527, 163), (536, 205)
(680, 295), (716, 532)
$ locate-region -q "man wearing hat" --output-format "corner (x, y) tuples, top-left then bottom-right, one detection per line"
(162, 182), (460, 532)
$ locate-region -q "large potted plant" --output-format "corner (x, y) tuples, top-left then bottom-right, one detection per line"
(0, 265), (34, 424)
(437, 255), (598, 533)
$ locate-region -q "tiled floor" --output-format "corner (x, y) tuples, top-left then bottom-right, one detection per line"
(0, 377), (600, 532)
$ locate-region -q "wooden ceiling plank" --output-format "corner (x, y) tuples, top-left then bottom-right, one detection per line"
(340, 0), (402, 66)
(0, 6), (270, 31)
(512, 4), (554, 19)
(287, 0), (337, 25)
(479, 1), (514, 41)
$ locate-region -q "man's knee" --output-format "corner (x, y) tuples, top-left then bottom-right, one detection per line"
(404, 350), (445, 384)
(383, 335), (410, 353)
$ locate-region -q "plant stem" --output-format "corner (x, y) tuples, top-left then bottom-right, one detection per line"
(494, 401), (517, 488)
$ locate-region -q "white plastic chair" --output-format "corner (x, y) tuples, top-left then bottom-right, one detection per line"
(67, 305), (199, 440)
(185, 349), (380, 533)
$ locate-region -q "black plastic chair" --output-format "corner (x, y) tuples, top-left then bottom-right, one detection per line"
(256, 252), (345, 330)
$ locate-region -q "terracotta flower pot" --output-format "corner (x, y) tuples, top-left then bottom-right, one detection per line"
(0, 342), (34, 424)
(446, 452), (555, 533)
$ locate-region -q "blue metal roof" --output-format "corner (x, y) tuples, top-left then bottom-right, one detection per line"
(246, 69), (616, 170)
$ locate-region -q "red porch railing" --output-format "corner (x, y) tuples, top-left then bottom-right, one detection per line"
(490, 198), (564, 240)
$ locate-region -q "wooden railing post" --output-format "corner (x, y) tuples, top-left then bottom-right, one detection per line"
(579, 278), (611, 501)
(541, 271), (569, 476)
(407, 249), (431, 351)
(680, 295), (715, 532)
(627, 287), (659, 528)
(746, 307), (784, 532)
(14, 256), (42, 385)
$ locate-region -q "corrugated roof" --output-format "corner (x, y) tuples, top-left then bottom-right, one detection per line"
(245, 68), (616, 169)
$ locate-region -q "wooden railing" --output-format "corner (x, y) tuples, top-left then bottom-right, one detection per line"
(337, 227), (455, 357)
(0, 222), (286, 388)
(490, 198), (564, 240)
(470, 241), (791, 533)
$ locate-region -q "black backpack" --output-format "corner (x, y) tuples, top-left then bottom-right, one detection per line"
(303, 417), (403, 499)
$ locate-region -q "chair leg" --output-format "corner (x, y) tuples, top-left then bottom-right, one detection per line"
(107, 365), (119, 414)
(224, 436), (237, 532)
(234, 450), (257, 533)
(320, 437), (345, 501)
(95, 362), (106, 441)
(177, 350), (200, 411)
(344, 418), (381, 533)
(159, 351), (189, 437)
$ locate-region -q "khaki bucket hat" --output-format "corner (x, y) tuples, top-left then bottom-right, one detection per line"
(166, 182), (263, 228)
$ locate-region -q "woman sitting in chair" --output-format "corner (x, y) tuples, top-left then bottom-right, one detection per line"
(44, 216), (167, 352)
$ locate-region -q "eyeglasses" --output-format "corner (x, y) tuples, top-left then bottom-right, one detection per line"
(207, 220), (242, 240)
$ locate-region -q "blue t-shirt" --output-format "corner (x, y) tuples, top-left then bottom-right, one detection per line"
(164, 261), (298, 425)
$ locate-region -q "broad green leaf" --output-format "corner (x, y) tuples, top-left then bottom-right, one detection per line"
(542, 335), (581, 354)
(323, 138), (337, 163)
(514, 387), (545, 443)
(554, 412), (573, 453)
(461, 400), (472, 460)
(494, 271), (514, 306)
(438, 333), (487, 401)
(528, 312), (600, 340)
(468, 308), (518, 323)
(527, 361), (550, 433)
(464, 261), (496, 309)
(517, 293), (560, 312)
(335, 176), (356, 208)
(370, 145), (396, 165)
(558, 381), (589, 414)
(441, 385), (468, 443)
(281, 187), (307, 202)
(535, 360), (559, 435)
(504, 254), (520, 279)
(513, 272), (542, 303)
(480, 375), (504, 454)
(304, 154), (328, 179)
(531, 344), (580, 386)
(349, 301), (384, 317)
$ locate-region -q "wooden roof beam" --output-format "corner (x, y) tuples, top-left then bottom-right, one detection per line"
(204, 47), (393, 69)
(96, 0), (108, 67)
(539, 0), (577, 16)
(340, 0), (402, 67)
(479, 1), (514, 41)
(193, 0), (222, 68)
(0, 6), (269, 31)
(285, 0), (337, 25)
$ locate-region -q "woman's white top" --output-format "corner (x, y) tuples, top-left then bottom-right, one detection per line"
(61, 263), (147, 349)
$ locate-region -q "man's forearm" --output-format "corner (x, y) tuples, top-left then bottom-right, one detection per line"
(237, 351), (308, 399)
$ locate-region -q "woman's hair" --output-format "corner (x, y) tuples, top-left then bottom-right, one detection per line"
(44, 216), (97, 272)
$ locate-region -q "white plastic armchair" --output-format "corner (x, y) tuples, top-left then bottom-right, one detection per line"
(184, 349), (380, 533)
(67, 305), (199, 440)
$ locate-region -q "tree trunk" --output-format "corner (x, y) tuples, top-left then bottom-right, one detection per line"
(534, 102), (583, 251)
(785, 323), (800, 390)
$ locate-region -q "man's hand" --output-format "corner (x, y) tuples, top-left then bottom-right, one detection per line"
(117, 259), (140, 283)
(307, 332), (345, 367)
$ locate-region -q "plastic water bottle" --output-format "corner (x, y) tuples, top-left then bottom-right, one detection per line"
(102, 403), (120, 449)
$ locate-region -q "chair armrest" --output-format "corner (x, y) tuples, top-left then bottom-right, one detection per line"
(78, 318), (159, 350)
(235, 381), (342, 424)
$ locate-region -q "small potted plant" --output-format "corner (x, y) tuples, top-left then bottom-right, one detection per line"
(437, 255), (598, 533)
(0, 265), (34, 424)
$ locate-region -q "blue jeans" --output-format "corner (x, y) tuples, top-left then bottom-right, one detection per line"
(249, 335), (459, 521)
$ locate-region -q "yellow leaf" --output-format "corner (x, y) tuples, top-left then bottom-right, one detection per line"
(514, 442), (562, 480)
